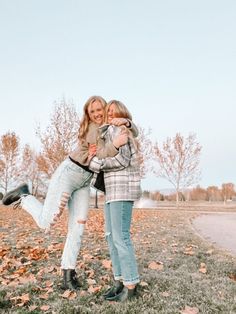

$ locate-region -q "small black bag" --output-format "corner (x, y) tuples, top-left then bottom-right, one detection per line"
(93, 171), (106, 193)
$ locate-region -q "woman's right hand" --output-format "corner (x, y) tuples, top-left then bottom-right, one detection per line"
(113, 130), (128, 148)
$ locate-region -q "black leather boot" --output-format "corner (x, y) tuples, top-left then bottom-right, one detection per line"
(61, 269), (80, 291)
(102, 280), (124, 299)
(2, 184), (30, 206)
(106, 285), (137, 302)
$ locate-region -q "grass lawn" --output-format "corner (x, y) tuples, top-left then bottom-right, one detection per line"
(0, 204), (236, 313)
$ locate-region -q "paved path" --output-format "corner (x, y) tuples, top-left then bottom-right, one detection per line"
(192, 213), (236, 256)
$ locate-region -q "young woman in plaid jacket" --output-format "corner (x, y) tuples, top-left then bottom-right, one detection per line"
(89, 100), (141, 302)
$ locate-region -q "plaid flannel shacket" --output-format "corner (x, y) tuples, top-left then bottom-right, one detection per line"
(89, 125), (142, 203)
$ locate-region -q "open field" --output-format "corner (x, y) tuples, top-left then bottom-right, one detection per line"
(0, 203), (236, 313)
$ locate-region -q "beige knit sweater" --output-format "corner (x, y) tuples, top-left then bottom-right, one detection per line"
(69, 122), (118, 165)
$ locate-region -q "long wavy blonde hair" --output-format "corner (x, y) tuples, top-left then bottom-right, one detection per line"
(106, 100), (139, 151)
(78, 96), (107, 141)
(105, 100), (132, 122)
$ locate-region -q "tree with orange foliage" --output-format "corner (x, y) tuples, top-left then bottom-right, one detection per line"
(0, 131), (20, 192)
(36, 99), (81, 179)
(190, 185), (208, 201)
(153, 133), (202, 206)
(207, 186), (221, 202)
(221, 183), (235, 203)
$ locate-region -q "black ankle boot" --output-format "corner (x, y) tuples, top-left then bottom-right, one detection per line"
(2, 184), (30, 206)
(102, 280), (124, 299)
(61, 269), (80, 291)
(107, 286), (137, 302)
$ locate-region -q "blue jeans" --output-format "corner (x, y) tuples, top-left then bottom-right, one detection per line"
(104, 201), (140, 285)
(21, 158), (92, 269)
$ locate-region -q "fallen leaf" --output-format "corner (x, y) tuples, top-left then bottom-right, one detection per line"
(61, 290), (77, 299)
(39, 293), (49, 300)
(102, 259), (112, 269)
(148, 261), (164, 270)
(180, 305), (199, 314)
(10, 293), (30, 305)
(29, 305), (38, 311)
(160, 291), (170, 297)
(228, 273), (236, 281)
(40, 305), (50, 311)
(88, 285), (102, 294)
(139, 281), (149, 287)
(87, 278), (96, 285)
(206, 249), (213, 255)
(199, 263), (207, 274)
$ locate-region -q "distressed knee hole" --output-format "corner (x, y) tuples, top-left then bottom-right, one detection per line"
(77, 220), (86, 224)
(59, 192), (69, 209)
(52, 192), (70, 224)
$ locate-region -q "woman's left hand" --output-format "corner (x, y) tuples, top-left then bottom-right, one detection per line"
(88, 143), (97, 156)
(111, 118), (130, 127)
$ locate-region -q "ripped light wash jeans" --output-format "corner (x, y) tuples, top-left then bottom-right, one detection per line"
(104, 201), (140, 286)
(21, 158), (93, 269)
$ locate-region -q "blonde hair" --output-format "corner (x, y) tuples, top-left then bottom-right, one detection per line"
(106, 100), (139, 151)
(78, 96), (107, 140)
(105, 100), (132, 122)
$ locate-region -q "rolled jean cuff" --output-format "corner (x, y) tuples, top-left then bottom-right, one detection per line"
(123, 277), (140, 286)
(114, 275), (123, 281)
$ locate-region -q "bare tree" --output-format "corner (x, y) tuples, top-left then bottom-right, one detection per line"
(18, 144), (45, 197)
(36, 98), (81, 178)
(137, 126), (152, 178)
(0, 131), (20, 192)
(153, 133), (202, 206)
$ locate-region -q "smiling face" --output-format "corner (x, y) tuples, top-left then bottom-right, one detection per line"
(87, 100), (104, 125)
(107, 103), (117, 124)
(106, 100), (132, 123)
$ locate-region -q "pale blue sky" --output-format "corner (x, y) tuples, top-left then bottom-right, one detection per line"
(0, 0), (235, 191)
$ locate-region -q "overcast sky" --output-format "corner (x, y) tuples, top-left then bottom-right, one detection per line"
(0, 0), (235, 191)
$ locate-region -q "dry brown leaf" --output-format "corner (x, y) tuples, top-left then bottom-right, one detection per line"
(206, 249), (214, 255)
(88, 285), (102, 294)
(61, 290), (72, 298)
(199, 263), (207, 274)
(79, 290), (88, 297)
(102, 259), (112, 269)
(86, 269), (95, 278)
(139, 281), (149, 287)
(39, 293), (49, 300)
(148, 261), (164, 270)
(180, 305), (199, 314)
(10, 293), (30, 307)
(184, 246), (195, 256)
(100, 275), (111, 283)
(160, 291), (170, 297)
(61, 289), (77, 299)
(68, 291), (77, 300)
(45, 280), (54, 287)
(228, 273), (236, 281)
(40, 305), (50, 311)
(45, 287), (54, 294)
(87, 278), (96, 285)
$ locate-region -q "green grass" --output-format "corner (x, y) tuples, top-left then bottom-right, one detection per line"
(0, 206), (236, 313)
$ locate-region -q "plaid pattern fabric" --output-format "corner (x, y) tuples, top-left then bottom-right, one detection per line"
(90, 125), (141, 203)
